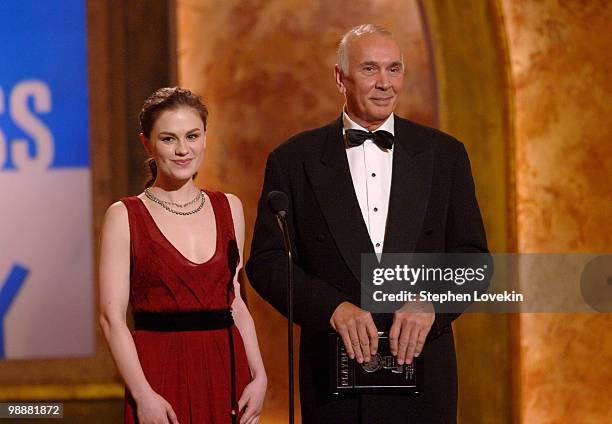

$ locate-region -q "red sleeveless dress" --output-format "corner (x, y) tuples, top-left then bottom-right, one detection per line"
(121, 191), (250, 424)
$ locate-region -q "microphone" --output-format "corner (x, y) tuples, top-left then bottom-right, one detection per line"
(267, 190), (288, 218)
(267, 191), (291, 253)
(266, 190), (295, 424)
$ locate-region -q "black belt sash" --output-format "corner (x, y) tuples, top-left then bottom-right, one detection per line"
(133, 309), (238, 423)
(133, 309), (233, 332)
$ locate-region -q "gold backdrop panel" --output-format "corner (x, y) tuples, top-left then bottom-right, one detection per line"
(502, 0), (612, 422)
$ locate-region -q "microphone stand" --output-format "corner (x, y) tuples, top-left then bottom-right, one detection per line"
(275, 211), (294, 424)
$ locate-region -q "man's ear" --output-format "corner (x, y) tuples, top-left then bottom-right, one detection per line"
(334, 64), (346, 94)
(139, 132), (152, 156)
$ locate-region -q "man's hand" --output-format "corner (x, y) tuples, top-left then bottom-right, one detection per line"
(389, 301), (435, 365)
(330, 301), (378, 363)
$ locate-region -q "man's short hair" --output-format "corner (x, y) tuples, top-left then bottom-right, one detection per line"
(337, 24), (399, 74)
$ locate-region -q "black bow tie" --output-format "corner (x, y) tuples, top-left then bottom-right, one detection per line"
(345, 129), (394, 150)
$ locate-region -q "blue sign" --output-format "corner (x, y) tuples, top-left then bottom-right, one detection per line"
(0, 0), (94, 360)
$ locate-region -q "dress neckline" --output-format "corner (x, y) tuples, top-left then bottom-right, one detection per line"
(135, 190), (220, 266)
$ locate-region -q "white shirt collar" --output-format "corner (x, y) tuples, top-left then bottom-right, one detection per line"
(342, 110), (395, 136)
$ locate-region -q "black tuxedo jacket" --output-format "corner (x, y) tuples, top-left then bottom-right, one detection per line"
(246, 116), (488, 423)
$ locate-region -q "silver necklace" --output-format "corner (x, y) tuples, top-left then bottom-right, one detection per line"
(144, 188), (205, 216)
(145, 187), (201, 208)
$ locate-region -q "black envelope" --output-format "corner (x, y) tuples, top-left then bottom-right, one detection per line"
(329, 333), (424, 395)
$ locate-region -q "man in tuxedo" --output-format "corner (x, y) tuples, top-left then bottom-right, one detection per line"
(246, 24), (488, 423)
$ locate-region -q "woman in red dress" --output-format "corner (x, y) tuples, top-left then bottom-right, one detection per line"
(99, 87), (267, 424)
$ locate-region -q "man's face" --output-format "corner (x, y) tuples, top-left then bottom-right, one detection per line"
(335, 33), (404, 130)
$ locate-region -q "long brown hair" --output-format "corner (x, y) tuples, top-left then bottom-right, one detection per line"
(139, 87), (209, 188)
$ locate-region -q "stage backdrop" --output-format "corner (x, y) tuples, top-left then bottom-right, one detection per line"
(0, 0), (94, 360)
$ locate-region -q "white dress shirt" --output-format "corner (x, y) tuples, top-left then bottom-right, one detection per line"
(343, 112), (394, 254)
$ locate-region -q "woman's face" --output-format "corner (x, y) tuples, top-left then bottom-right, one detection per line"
(143, 106), (206, 183)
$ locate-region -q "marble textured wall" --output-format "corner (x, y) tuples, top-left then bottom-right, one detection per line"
(502, 0), (612, 422)
(176, 1), (434, 422)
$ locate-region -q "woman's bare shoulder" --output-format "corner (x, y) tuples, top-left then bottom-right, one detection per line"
(224, 193), (243, 209)
(102, 201), (129, 233)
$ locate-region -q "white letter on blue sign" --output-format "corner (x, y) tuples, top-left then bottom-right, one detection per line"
(0, 87), (5, 168)
(10, 81), (54, 170)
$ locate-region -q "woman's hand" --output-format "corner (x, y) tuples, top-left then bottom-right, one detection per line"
(136, 390), (179, 424)
(238, 375), (267, 424)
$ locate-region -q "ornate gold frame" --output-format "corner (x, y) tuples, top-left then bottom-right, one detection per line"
(420, 1), (516, 423)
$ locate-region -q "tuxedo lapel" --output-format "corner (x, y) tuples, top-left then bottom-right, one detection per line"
(383, 118), (433, 253)
(304, 117), (373, 283)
